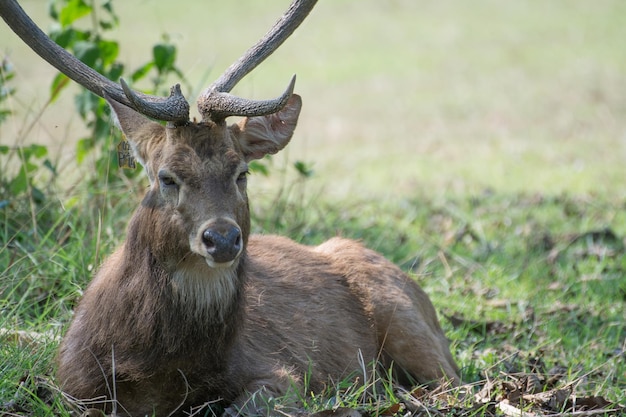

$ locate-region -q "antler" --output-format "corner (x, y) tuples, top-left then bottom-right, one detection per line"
(0, 0), (190, 124)
(1, 0), (317, 124)
(197, 0), (318, 122)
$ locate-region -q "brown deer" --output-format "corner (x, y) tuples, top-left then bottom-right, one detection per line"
(1, 1), (460, 415)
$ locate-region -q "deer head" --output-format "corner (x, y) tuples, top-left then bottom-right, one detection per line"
(0, 0), (314, 268)
(108, 94), (302, 269)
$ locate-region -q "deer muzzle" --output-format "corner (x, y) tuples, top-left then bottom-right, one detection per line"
(199, 219), (243, 267)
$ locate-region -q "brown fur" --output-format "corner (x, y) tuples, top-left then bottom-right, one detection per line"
(56, 95), (460, 416)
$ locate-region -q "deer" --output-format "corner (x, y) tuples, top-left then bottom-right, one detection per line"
(1, 0), (460, 415)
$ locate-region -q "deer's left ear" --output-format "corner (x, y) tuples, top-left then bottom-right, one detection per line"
(106, 95), (165, 171)
(234, 94), (302, 161)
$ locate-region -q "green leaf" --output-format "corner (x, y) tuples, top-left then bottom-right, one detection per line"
(31, 186), (46, 204)
(9, 168), (28, 195)
(0, 145), (9, 154)
(58, 0), (92, 28)
(294, 160), (314, 178)
(50, 73), (70, 103)
(97, 39), (119, 67)
(93, 113), (112, 140)
(74, 90), (99, 119)
(131, 62), (154, 82)
(106, 62), (124, 82)
(73, 41), (100, 67)
(99, 20), (113, 30)
(28, 144), (48, 159)
(49, 27), (75, 49)
(153, 43), (176, 74)
(100, 0), (119, 26)
(48, 1), (59, 21)
(249, 160), (270, 176)
(76, 138), (93, 164)
(43, 159), (58, 176)
(101, 0), (114, 15)
(0, 62), (14, 82)
(18, 146), (33, 161)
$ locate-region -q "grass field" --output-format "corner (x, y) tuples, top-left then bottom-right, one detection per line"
(1, 0), (625, 416)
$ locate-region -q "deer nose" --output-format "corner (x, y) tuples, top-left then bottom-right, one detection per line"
(201, 223), (243, 264)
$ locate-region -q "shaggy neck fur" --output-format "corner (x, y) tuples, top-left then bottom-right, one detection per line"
(123, 201), (247, 356)
(171, 254), (244, 323)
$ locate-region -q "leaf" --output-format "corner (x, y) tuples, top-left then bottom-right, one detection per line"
(43, 159), (58, 176)
(17, 144), (47, 162)
(50, 73), (70, 103)
(131, 62), (154, 83)
(522, 388), (571, 411)
(28, 144), (48, 159)
(74, 90), (99, 119)
(381, 402), (403, 416)
(97, 39), (119, 67)
(99, 20), (113, 30)
(571, 395), (614, 410)
(0, 110), (10, 123)
(153, 43), (176, 73)
(49, 27), (75, 48)
(93, 114), (112, 140)
(294, 160), (314, 178)
(9, 168), (28, 195)
(73, 41), (100, 67)
(100, 0), (119, 26)
(107, 62), (124, 82)
(32, 186), (46, 205)
(0, 66), (15, 82)
(76, 138), (93, 164)
(58, 0), (92, 28)
(101, 0), (114, 14)
(47, 1), (59, 21)
(249, 160), (270, 176)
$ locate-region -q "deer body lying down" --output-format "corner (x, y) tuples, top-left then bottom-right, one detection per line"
(0, 0), (459, 415)
(56, 96), (459, 416)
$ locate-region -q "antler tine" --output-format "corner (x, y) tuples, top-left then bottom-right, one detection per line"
(120, 80), (190, 123)
(0, 0), (189, 124)
(199, 74), (296, 122)
(197, 0), (317, 122)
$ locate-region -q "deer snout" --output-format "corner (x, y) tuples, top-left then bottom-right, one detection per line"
(201, 221), (243, 266)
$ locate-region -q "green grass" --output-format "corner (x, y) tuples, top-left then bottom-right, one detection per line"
(4, 184), (625, 415)
(2, 0), (626, 415)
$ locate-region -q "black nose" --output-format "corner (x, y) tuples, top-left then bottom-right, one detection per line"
(202, 224), (242, 264)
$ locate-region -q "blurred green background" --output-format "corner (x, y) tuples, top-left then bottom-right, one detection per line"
(2, 0), (624, 200)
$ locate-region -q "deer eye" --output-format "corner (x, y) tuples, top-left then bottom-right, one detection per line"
(158, 170), (178, 187)
(236, 170), (249, 183)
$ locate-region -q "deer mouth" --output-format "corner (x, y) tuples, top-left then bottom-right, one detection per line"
(204, 257), (237, 269)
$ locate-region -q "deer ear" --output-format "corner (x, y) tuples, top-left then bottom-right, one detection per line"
(106, 96), (165, 168)
(234, 94), (302, 161)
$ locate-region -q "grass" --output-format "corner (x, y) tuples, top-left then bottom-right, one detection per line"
(3, 185), (625, 415)
(1, 0), (626, 415)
